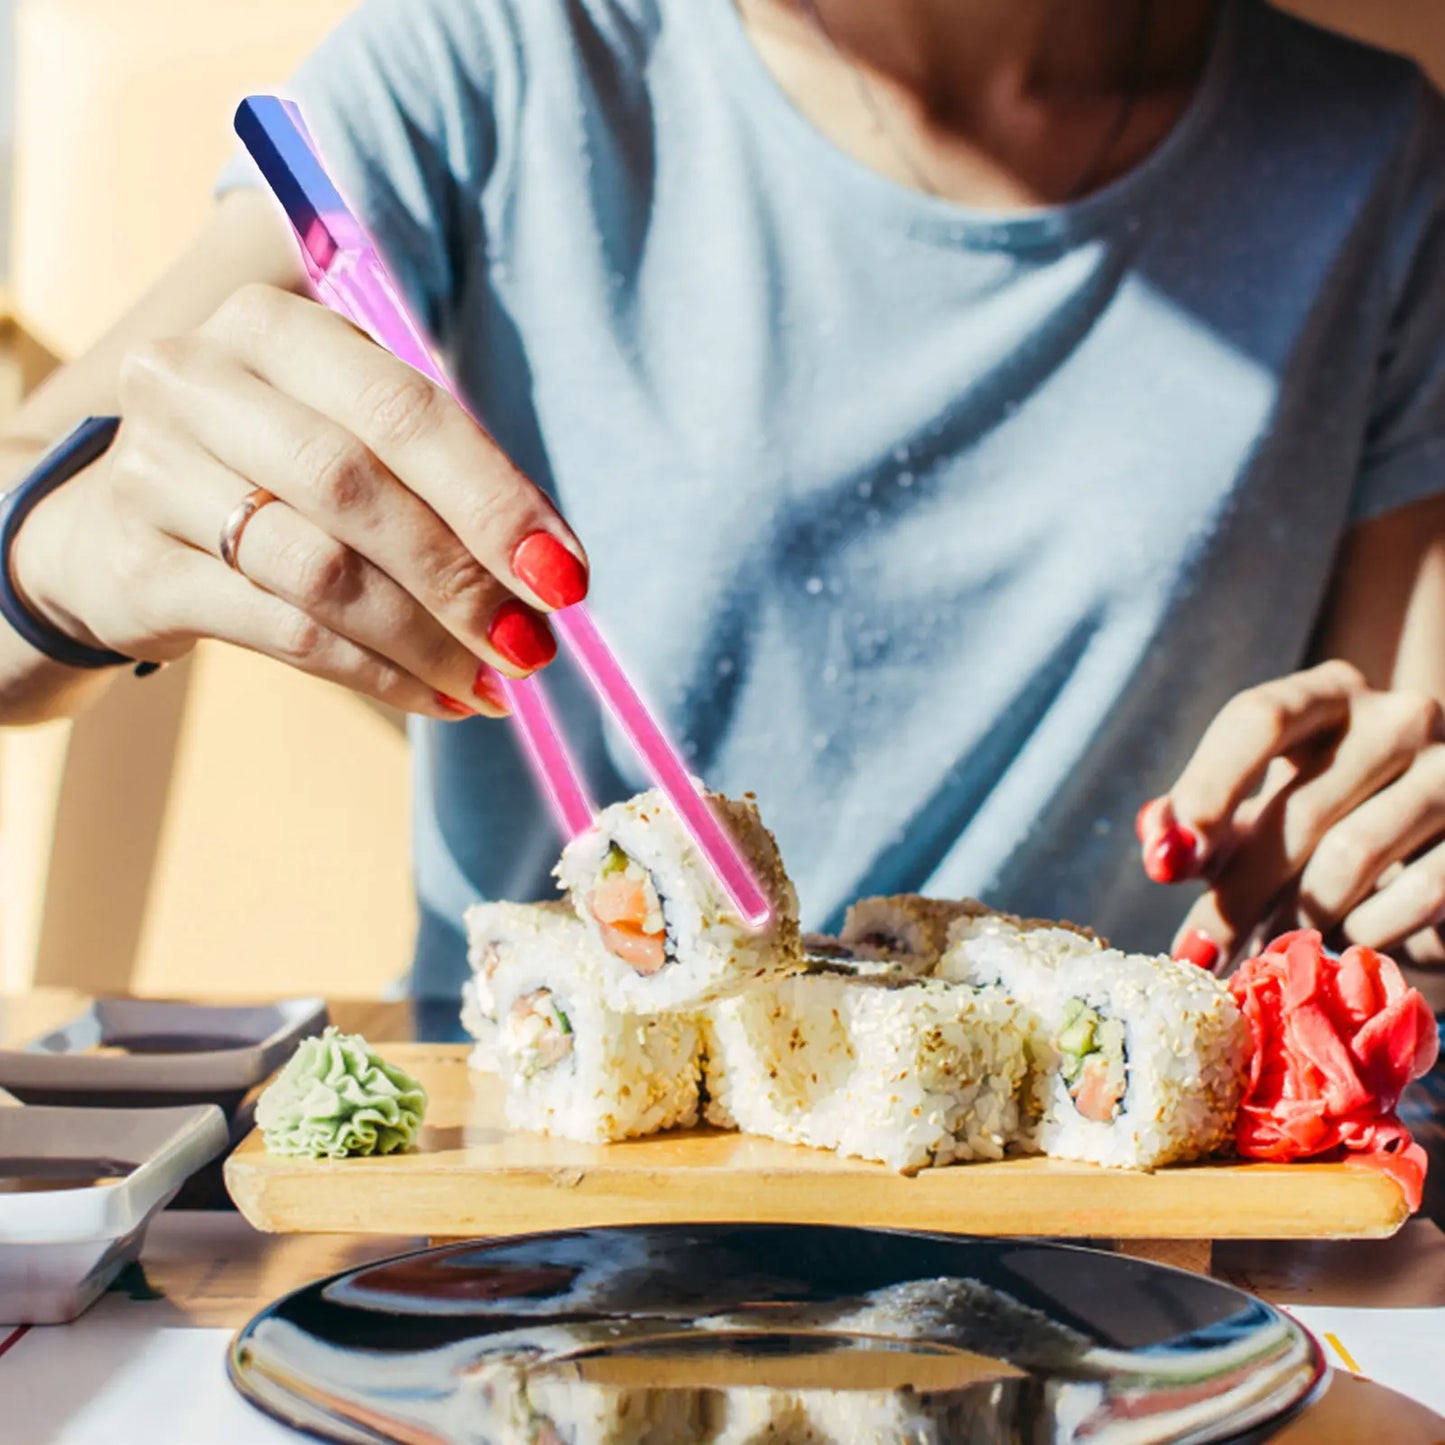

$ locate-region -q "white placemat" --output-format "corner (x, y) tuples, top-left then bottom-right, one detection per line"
(1282, 1304), (1445, 1417)
(0, 1323), (292, 1445)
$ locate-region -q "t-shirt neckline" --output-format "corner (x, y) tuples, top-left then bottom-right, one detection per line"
(698, 0), (1242, 249)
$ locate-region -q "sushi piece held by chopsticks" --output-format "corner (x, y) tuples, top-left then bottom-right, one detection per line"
(555, 789), (802, 1013)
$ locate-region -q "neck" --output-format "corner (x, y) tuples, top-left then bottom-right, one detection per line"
(795, 0), (1218, 107)
(737, 0), (1222, 207)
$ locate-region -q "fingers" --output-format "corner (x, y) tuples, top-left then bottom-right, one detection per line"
(1296, 745), (1445, 925)
(1341, 839), (1445, 955)
(150, 543), (502, 719)
(118, 332), (556, 681)
(1399, 928), (1445, 967)
(223, 495), (512, 718)
(118, 430), (510, 718)
(1145, 661), (1368, 877)
(1166, 690), (1442, 962)
(196, 286), (589, 610)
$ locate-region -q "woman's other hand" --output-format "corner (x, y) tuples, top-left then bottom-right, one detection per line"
(1140, 659), (1445, 968)
(9, 283), (588, 720)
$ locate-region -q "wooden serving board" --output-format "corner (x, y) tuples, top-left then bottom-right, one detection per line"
(225, 1046), (1410, 1250)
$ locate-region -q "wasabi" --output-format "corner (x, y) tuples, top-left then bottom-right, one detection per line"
(256, 1026), (427, 1159)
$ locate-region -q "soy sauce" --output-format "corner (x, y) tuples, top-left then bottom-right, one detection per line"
(101, 1034), (242, 1054)
(0, 1158), (133, 1193)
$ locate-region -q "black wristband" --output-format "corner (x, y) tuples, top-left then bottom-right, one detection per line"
(0, 417), (157, 675)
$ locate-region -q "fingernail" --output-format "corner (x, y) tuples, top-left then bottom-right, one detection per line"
(471, 665), (511, 713)
(1144, 823), (1199, 884)
(1173, 929), (1220, 970)
(434, 692), (477, 718)
(511, 531), (588, 610)
(488, 600), (557, 671)
(1135, 798), (1163, 843)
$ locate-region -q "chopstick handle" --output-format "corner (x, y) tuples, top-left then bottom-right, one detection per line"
(236, 98), (596, 839)
(555, 607), (773, 928)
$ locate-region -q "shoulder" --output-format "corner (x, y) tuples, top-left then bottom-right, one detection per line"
(303, 0), (673, 121)
(316, 0), (668, 69)
(1223, 2), (1445, 286)
(1233, 1), (1443, 156)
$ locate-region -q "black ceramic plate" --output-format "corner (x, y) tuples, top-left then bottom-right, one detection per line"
(230, 1225), (1325, 1444)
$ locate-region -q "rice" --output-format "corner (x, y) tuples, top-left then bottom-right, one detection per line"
(461, 900), (588, 1072)
(959, 945), (1250, 1169)
(555, 789), (802, 1012)
(937, 909), (1104, 992)
(490, 942), (702, 1144)
(459, 976), (494, 1074)
(703, 973), (1029, 1173)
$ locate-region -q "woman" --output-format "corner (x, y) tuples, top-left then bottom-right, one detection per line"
(1, 0), (1443, 1002)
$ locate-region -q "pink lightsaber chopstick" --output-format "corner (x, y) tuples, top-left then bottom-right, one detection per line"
(236, 96), (771, 927)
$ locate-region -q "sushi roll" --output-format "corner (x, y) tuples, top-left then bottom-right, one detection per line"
(839, 895), (992, 968)
(703, 973), (1029, 1173)
(461, 901), (583, 1071)
(799, 933), (931, 981)
(936, 909), (1104, 995)
(459, 976), (493, 1073)
(974, 946), (1250, 1169)
(492, 948), (702, 1144)
(555, 789), (802, 1012)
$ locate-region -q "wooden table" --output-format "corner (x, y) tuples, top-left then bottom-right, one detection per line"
(3, 991), (1443, 1443)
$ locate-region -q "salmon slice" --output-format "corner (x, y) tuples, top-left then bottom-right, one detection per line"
(588, 873), (653, 928)
(1072, 1057), (1124, 1123)
(596, 920), (667, 975)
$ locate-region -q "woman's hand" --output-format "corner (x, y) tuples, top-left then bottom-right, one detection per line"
(9, 284), (589, 719)
(1139, 660), (1445, 969)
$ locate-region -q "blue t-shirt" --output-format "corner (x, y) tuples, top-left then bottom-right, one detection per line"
(223, 0), (1445, 998)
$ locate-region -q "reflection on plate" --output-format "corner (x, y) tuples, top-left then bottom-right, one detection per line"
(229, 1224), (1325, 1444)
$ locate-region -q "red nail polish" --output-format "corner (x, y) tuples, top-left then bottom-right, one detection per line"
(488, 600), (557, 671)
(471, 666), (510, 713)
(1135, 798), (1165, 843)
(434, 692), (477, 718)
(511, 531), (588, 610)
(1144, 823), (1199, 884)
(1173, 929), (1220, 970)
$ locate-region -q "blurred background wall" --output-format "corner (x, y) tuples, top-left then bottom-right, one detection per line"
(0, 0), (410, 1004)
(0, 0), (14, 276)
(0, 0), (1442, 1003)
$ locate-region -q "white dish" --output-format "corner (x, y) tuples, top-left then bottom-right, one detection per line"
(0, 1103), (227, 1324)
(0, 998), (328, 1115)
